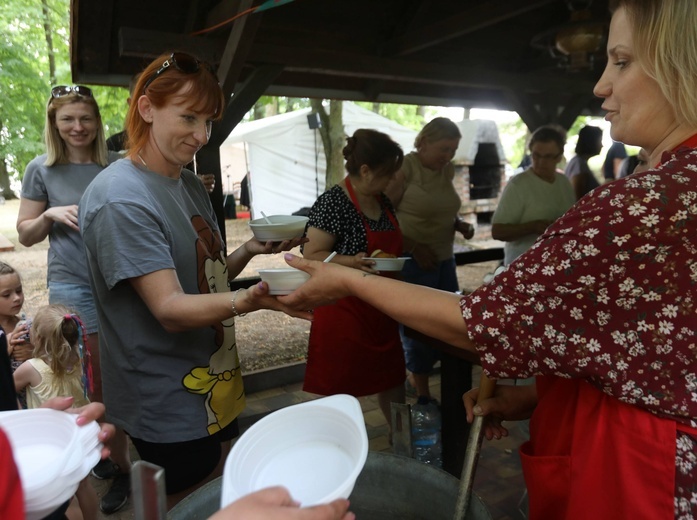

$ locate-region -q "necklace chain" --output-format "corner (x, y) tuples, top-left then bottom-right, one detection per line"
(137, 152), (147, 167)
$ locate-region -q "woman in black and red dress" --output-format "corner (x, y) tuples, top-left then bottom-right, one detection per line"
(301, 129), (405, 429)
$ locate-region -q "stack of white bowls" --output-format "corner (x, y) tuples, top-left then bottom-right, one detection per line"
(0, 408), (102, 520)
(221, 394), (368, 509)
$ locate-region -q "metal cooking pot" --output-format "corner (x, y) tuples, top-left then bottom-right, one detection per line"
(348, 452), (491, 520)
(168, 452), (492, 519)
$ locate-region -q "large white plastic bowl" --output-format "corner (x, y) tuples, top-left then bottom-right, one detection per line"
(249, 215), (308, 241)
(259, 268), (311, 295)
(221, 395), (368, 508)
(0, 409), (79, 495)
(0, 408), (104, 520)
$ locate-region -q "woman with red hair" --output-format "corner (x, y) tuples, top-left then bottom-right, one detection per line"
(79, 52), (305, 508)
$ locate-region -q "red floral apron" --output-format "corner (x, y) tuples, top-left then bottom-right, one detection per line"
(520, 376), (696, 519)
(303, 181), (405, 396)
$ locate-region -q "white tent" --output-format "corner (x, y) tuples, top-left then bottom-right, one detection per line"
(220, 102), (418, 219)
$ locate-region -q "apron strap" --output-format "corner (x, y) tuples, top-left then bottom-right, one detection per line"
(345, 178), (400, 235)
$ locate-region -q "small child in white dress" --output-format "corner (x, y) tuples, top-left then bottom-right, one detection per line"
(13, 304), (97, 520)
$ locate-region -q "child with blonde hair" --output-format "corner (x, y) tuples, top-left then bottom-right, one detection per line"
(13, 303), (97, 520)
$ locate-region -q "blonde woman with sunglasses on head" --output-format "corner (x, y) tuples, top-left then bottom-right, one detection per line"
(17, 86), (118, 403)
(15, 85), (131, 514)
(17, 87), (116, 371)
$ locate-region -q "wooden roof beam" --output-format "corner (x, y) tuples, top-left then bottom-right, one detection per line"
(383, 0), (558, 57)
(70, 0), (115, 78)
(118, 27), (221, 63)
(246, 44), (596, 95)
(217, 0), (262, 100)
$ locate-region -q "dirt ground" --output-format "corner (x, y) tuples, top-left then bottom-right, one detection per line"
(0, 199), (500, 372)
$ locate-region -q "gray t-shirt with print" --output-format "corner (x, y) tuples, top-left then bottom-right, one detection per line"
(21, 153), (120, 286)
(79, 159), (245, 443)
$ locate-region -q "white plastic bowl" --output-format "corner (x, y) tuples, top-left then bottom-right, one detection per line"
(60, 420), (101, 486)
(221, 395), (368, 508)
(259, 268), (310, 295)
(249, 215), (309, 241)
(0, 409), (79, 495)
(370, 257), (409, 271)
(24, 480), (80, 520)
(0, 408), (104, 520)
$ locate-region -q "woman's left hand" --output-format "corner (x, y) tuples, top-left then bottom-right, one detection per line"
(244, 281), (316, 321)
(209, 486), (354, 520)
(462, 383), (537, 441)
(456, 220), (475, 240)
(40, 398), (115, 460)
(278, 254), (359, 310)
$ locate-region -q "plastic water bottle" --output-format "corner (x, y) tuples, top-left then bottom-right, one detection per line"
(411, 401), (442, 467)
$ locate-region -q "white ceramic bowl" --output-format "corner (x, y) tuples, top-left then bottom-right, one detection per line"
(249, 215), (309, 241)
(370, 257), (409, 271)
(259, 268), (310, 295)
(221, 395), (368, 508)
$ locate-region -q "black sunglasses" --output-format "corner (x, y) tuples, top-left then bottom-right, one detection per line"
(51, 85), (93, 98)
(142, 52), (214, 92)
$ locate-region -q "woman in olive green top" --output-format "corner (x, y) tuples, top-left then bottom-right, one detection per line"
(385, 117), (474, 403)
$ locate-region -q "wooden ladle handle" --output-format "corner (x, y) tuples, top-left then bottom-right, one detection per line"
(476, 372), (497, 404)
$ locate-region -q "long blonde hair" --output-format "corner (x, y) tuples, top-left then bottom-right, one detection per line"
(611, 0), (697, 126)
(44, 94), (108, 167)
(30, 304), (83, 380)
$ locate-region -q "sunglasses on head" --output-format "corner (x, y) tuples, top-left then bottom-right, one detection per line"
(50, 85), (94, 98)
(142, 52), (215, 92)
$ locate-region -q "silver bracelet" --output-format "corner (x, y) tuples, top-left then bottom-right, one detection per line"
(231, 289), (247, 317)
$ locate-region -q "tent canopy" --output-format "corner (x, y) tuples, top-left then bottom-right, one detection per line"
(221, 103), (507, 218)
(221, 102), (419, 218)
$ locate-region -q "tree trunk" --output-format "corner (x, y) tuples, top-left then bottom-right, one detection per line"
(265, 98), (279, 117)
(253, 101), (265, 120)
(310, 99), (345, 190)
(0, 156), (15, 200)
(327, 100), (345, 188)
(41, 0), (56, 85)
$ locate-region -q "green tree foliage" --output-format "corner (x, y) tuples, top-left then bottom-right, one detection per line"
(250, 96), (311, 120)
(0, 0), (128, 197)
(355, 101), (432, 132)
(498, 117), (530, 169)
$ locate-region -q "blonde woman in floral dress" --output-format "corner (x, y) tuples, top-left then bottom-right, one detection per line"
(278, 0), (697, 517)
